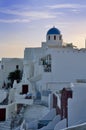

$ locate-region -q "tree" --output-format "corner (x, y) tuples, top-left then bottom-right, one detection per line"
(8, 69), (22, 87)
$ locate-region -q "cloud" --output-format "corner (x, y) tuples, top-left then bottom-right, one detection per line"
(0, 8), (57, 20)
(71, 9), (80, 13)
(0, 7), (60, 23)
(0, 19), (30, 23)
(46, 4), (86, 9)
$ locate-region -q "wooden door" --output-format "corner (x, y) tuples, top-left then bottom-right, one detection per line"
(0, 108), (6, 121)
(22, 84), (28, 94)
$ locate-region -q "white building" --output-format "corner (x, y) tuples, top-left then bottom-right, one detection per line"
(23, 27), (86, 100)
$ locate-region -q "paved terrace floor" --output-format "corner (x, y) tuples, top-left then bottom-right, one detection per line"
(24, 104), (49, 122)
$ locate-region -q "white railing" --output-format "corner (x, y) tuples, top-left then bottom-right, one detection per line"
(62, 122), (86, 130)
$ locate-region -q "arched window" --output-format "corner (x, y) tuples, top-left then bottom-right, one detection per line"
(54, 35), (56, 40)
(48, 35), (50, 40)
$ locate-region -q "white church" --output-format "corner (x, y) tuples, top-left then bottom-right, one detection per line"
(0, 27), (86, 130)
(23, 26), (86, 93)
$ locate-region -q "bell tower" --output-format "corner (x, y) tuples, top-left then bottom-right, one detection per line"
(46, 27), (63, 47)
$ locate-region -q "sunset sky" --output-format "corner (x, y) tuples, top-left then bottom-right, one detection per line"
(0, 0), (86, 58)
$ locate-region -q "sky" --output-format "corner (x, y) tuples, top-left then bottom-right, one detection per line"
(0, 0), (86, 58)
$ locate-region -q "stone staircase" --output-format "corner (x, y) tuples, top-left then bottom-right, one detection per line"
(0, 119), (11, 130)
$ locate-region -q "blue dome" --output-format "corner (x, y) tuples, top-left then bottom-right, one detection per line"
(47, 27), (60, 35)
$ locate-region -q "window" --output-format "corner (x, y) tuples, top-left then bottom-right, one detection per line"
(48, 35), (50, 40)
(54, 35), (56, 40)
(16, 65), (19, 69)
(41, 54), (52, 72)
(44, 64), (51, 72)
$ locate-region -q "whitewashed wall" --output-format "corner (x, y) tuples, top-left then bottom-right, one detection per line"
(52, 49), (86, 82)
(6, 103), (17, 120)
(40, 48), (86, 90)
(8, 88), (15, 104)
(68, 83), (86, 127)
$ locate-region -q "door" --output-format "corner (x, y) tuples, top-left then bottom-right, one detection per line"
(22, 84), (28, 94)
(0, 108), (6, 121)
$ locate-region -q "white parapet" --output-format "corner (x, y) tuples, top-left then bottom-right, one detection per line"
(15, 99), (33, 105)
